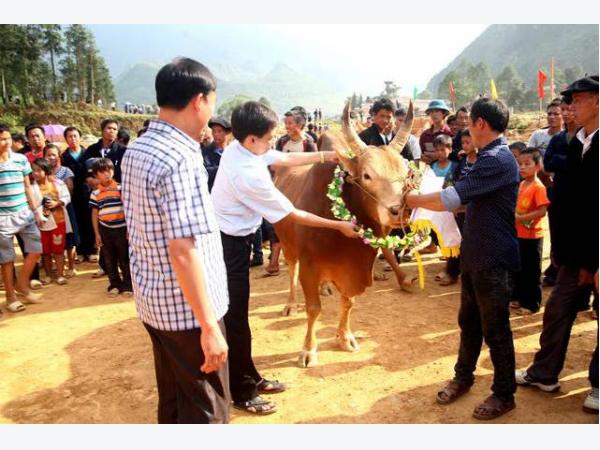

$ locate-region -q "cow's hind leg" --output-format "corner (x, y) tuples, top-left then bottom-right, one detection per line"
(298, 269), (321, 368)
(337, 295), (359, 352)
(281, 259), (299, 316)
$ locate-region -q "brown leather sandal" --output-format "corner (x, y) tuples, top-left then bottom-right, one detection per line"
(436, 380), (472, 405)
(472, 395), (515, 420)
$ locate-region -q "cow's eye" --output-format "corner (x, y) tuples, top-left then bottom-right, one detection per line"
(363, 173), (371, 181)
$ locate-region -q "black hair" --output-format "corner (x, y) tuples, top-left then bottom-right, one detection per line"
(231, 101), (278, 142)
(100, 119), (119, 131)
(143, 119), (151, 127)
(508, 141), (527, 153)
(92, 157), (115, 175)
(395, 107), (407, 117)
(433, 134), (453, 148)
(307, 123), (314, 131)
(43, 143), (61, 157)
(0, 123), (10, 134)
(155, 57), (217, 110)
(11, 132), (26, 143)
(25, 123), (45, 137)
(371, 98), (395, 115)
(460, 128), (471, 138)
(137, 127), (148, 138)
(560, 94), (572, 105)
(32, 157), (52, 175)
(63, 126), (81, 140)
(117, 127), (131, 146)
(284, 110), (306, 128)
(547, 98), (562, 111)
(446, 114), (457, 124)
(456, 106), (469, 115)
(520, 147), (542, 164)
(469, 98), (509, 133)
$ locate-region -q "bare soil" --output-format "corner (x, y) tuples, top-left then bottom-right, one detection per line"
(0, 241), (597, 424)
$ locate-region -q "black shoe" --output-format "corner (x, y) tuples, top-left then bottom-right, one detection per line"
(250, 258), (264, 267)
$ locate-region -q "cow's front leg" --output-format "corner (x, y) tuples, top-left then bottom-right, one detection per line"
(337, 295), (359, 352)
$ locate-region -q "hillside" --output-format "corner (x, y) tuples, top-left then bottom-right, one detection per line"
(426, 24), (599, 96)
(115, 62), (346, 115)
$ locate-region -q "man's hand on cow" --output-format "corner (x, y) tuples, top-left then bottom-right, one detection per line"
(337, 221), (361, 238)
(405, 190), (420, 209)
(200, 323), (228, 374)
(323, 151), (339, 163)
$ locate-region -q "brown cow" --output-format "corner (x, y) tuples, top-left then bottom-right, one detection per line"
(273, 101), (415, 367)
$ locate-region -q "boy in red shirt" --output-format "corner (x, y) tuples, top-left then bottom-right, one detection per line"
(512, 148), (550, 313)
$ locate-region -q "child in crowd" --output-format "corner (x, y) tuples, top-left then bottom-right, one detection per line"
(509, 141), (527, 161)
(31, 158), (70, 285)
(44, 143), (79, 278)
(89, 158), (132, 297)
(431, 135), (456, 188)
(512, 148), (550, 314)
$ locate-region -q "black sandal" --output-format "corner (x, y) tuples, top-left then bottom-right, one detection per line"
(257, 378), (287, 394)
(233, 396), (277, 415)
(436, 380), (471, 405)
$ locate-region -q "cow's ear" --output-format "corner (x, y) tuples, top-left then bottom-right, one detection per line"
(334, 146), (359, 177)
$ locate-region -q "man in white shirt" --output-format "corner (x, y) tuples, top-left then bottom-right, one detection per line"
(528, 99), (563, 154)
(212, 101), (359, 415)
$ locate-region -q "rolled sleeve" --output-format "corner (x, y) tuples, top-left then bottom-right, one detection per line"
(157, 158), (213, 239)
(261, 150), (285, 166)
(440, 186), (462, 211)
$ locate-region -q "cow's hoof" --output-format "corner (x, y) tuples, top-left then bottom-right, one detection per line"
(337, 333), (360, 352)
(320, 285), (333, 296)
(298, 350), (318, 368)
(281, 304), (297, 316)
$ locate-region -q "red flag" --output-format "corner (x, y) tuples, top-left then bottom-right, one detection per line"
(538, 69), (547, 99)
(449, 81), (456, 103)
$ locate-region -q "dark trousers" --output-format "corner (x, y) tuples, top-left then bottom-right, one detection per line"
(74, 194), (95, 256)
(454, 267), (516, 400)
(143, 321), (230, 424)
(251, 227), (263, 260)
(528, 266), (595, 384)
(99, 225), (131, 290)
(513, 238), (543, 312)
(445, 212), (464, 279)
(221, 232), (262, 403)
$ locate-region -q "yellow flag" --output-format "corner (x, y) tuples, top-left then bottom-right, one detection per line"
(490, 79), (498, 100)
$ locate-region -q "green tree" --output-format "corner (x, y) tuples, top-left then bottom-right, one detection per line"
(258, 96), (271, 107)
(0, 25), (21, 104)
(64, 25), (91, 102)
(41, 25), (64, 101)
(217, 94), (253, 120)
(496, 64), (525, 109)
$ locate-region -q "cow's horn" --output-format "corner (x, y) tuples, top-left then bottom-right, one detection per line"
(389, 99), (414, 152)
(341, 101), (367, 156)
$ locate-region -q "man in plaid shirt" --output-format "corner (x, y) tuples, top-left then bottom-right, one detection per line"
(121, 58), (230, 424)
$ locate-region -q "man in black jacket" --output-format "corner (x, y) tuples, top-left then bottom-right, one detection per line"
(358, 97), (395, 147)
(82, 119), (127, 183)
(515, 75), (598, 414)
(202, 116), (231, 192)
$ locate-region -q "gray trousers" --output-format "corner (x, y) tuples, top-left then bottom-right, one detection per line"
(528, 266), (598, 386)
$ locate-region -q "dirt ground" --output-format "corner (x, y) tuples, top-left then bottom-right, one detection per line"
(0, 238), (597, 424)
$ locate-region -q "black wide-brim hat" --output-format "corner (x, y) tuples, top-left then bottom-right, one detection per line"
(561, 75), (599, 96)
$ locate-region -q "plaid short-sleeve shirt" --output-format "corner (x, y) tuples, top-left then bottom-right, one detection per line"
(121, 120), (229, 331)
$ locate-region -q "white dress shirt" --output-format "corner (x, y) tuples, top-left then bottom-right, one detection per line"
(212, 140), (295, 236)
(576, 127), (598, 158)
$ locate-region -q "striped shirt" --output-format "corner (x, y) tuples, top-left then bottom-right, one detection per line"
(121, 119), (229, 331)
(0, 152), (32, 214)
(89, 180), (126, 228)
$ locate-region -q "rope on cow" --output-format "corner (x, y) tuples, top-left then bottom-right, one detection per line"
(326, 164), (419, 251)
